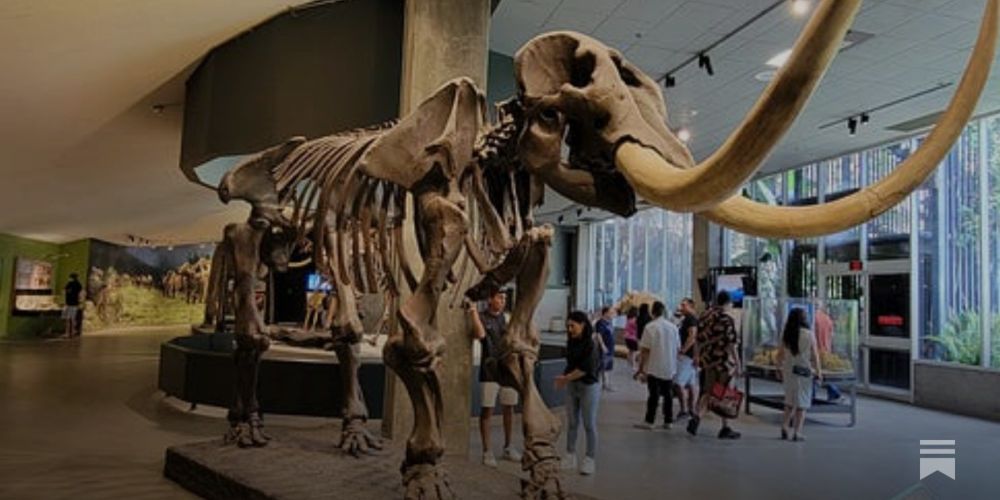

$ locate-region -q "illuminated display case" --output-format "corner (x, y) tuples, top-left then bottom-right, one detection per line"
(741, 296), (860, 426)
(742, 297), (859, 377)
(12, 258), (62, 315)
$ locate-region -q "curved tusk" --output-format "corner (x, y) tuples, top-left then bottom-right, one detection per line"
(616, 0), (861, 212)
(701, 0), (998, 239)
(287, 257), (313, 269)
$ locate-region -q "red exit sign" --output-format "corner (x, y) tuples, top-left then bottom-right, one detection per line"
(849, 260), (863, 271)
(878, 315), (904, 327)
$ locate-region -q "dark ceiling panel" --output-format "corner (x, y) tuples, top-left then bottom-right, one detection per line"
(180, 0), (404, 181)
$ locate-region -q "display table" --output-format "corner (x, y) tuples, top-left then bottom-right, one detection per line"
(743, 363), (858, 427)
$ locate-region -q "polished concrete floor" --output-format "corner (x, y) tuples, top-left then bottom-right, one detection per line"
(1, 327), (997, 499)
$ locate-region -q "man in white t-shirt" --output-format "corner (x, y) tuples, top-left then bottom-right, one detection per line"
(635, 301), (681, 430)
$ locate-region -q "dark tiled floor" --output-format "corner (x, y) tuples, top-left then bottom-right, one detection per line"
(1, 327), (998, 499)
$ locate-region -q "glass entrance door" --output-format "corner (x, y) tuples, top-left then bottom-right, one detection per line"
(819, 259), (913, 397)
(863, 260), (912, 396)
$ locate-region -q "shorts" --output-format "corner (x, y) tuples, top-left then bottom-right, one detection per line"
(480, 381), (518, 408)
(625, 338), (638, 352)
(674, 356), (698, 387)
(62, 306), (79, 319)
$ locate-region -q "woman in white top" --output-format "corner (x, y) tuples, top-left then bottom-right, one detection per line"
(776, 308), (822, 442)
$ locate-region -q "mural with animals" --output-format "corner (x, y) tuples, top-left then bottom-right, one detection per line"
(83, 240), (215, 332)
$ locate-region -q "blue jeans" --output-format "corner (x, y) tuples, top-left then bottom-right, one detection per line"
(566, 380), (600, 458)
(814, 379), (842, 401)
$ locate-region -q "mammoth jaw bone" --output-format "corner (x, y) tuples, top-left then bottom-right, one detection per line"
(614, 0), (861, 212)
(702, 0), (999, 239)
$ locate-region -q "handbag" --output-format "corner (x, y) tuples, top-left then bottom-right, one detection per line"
(792, 365), (812, 378)
(708, 381), (743, 419)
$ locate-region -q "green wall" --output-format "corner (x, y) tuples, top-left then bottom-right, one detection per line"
(0, 234), (91, 339)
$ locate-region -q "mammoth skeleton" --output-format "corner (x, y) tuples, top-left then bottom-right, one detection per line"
(212, 0), (997, 497)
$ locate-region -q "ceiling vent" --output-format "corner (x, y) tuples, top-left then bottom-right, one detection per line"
(840, 30), (874, 52)
(886, 111), (945, 132)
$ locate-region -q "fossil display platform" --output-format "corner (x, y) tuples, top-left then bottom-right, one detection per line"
(164, 429), (598, 500)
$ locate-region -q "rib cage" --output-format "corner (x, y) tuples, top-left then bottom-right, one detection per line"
(261, 109), (528, 336)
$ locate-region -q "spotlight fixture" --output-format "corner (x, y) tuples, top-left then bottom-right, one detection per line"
(576, 209), (583, 217)
(790, 0), (812, 16)
(860, 112), (870, 124)
(557, 215), (564, 224)
(677, 128), (692, 143)
(152, 104), (165, 114)
(847, 116), (858, 136)
(663, 74), (676, 88)
(697, 53), (714, 76)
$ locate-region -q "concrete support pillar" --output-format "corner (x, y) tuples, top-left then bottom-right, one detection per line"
(692, 214), (711, 306)
(381, 0), (491, 459)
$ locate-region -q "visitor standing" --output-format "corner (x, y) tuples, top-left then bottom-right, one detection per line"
(635, 301), (680, 430)
(594, 306), (616, 391)
(468, 290), (521, 467)
(673, 298), (700, 420)
(813, 305), (842, 402)
(777, 308), (822, 441)
(636, 303), (652, 341)
(688, 291), (742, 439)
(623, 308), (639, 368)
(62, 273), (83, 338)
(556, 310), (601, 475)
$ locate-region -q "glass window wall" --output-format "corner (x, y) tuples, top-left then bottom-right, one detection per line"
(586, 209), (692, 313)
(720, 111), (1000, 370)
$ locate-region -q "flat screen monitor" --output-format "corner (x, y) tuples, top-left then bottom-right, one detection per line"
(306, 273), (332, 292)
(716, 274), (746, 308)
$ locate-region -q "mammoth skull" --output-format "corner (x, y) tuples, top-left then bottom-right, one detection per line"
(514, 30), (694, 217)
(513, 0), (998, 238)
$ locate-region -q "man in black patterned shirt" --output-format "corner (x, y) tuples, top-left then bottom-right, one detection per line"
(687, 291), (742, 440)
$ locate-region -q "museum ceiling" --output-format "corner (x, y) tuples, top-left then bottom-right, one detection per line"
(2, 0), (1000, 242)
(493, 0), (1000, 178)
(0, 0), (307, 244)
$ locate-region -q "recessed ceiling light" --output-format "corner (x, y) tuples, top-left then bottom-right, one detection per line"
(677, 128), (692, 143)
(766, 48), (793, 68)
(754, 70), (777, 82)
(790, 0), (812, 16)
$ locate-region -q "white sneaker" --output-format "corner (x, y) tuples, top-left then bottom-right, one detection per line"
(579, 456), (596, 475)
(482, 452), (497, 468)
(634, 422), (654, 430)
(662, 422), (673, 430)
(560, 453), (577, 470)
(501, 446), (522, 462)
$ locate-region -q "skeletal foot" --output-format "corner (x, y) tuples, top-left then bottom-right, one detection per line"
(223, 417), (270, 448)
(401, 463), (455, 500)
(521, 446), (568, 499)
(338, 418), (383, 456)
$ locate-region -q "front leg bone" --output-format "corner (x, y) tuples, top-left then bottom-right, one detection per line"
(499, 226), (567, 499)
(383, 191), (466, 500)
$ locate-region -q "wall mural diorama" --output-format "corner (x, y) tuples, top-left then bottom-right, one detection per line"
(84, 240), (214, 332)
(192, 1), (998, 498)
